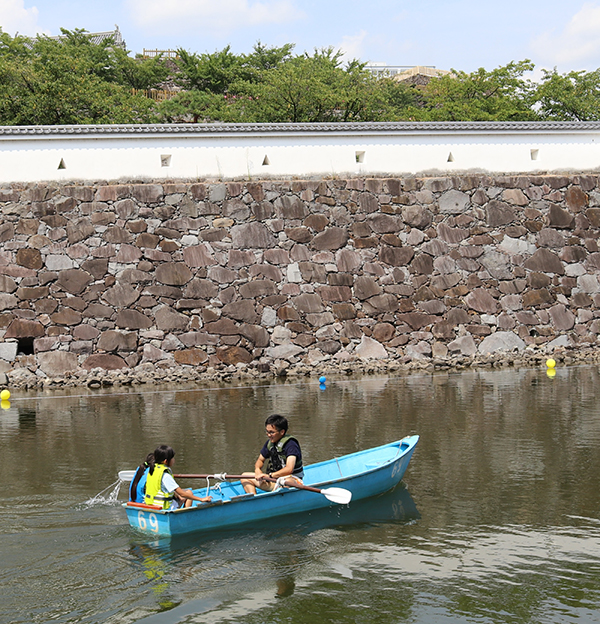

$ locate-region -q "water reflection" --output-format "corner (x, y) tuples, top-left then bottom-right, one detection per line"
(3, 365), (600, 624)
(124, 485), (419, 612)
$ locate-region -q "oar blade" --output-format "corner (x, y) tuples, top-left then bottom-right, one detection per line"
(118, 470), (136, 482)
(322, 487), (352, 505)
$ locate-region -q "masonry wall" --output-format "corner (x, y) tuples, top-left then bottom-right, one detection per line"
(0, 174), (599, 385)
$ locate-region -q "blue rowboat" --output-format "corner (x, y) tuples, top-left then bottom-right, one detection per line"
(123, 435), (419, 537)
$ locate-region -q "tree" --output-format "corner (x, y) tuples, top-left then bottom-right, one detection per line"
(534, 69), (600, 121)
(159, 90), (227, 123)
(175, 45), (248, 94)
(0, 29), (161, 125)
(219, 48), (414, 123)
(409, 60), (538, 121)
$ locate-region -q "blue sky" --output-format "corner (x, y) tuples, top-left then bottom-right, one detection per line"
(2, 0), (600, 74)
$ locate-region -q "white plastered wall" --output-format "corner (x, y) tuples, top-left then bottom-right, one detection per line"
(0, 124), (599, 183)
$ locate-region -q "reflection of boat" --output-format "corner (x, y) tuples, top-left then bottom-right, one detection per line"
(124, 436), (419, 537)
(297, 481), (420, 532)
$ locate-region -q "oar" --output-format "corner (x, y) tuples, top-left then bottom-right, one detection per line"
(118, 470), (231, 482)
(265, 476), (353, 505)
(179, 473), (352, 505)
(118, 471), (352, 505)
(118, 470), (218, 482)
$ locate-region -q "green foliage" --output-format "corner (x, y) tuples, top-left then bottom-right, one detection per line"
(2, 29), (600, 126)
(411, 60), (539, 121)
(245, 41), (295, 72)
(161, 46), (421, 123)
(158, 90), (226, 123)
(175, 45), (247, 94)
(0, 29), (164, 125)
(534, 69), (600, 121)
(174, 41), (294, 94)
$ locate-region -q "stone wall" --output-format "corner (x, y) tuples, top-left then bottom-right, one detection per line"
(1, 174), (599, 388)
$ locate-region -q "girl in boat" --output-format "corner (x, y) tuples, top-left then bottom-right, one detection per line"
(129, 452), (153, 503)
(144, 445), (212, 510)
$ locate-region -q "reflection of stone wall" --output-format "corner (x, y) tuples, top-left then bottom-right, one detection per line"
(0, 174), (599, 385)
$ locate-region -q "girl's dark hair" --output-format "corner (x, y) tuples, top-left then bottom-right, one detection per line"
(148, 445), (176, 475)
(129, 452), (153, 500)
(265, 414), (288, 433)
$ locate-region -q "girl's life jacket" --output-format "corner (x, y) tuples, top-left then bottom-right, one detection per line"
(144, 463), (175, 509)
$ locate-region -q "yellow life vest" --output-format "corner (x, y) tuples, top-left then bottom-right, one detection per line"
(144, 463), (175, 509)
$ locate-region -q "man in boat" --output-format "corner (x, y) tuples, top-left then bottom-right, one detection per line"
(241, 414), (304, 495)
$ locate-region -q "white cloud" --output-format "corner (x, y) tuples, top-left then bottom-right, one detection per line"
(0, 0), (39, 36)
(127, 0), (303, 35)
(337, 31), (367, 63)
(532, 2), (600, 68)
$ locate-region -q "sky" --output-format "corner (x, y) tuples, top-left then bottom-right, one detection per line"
(2, 0), (600, 74)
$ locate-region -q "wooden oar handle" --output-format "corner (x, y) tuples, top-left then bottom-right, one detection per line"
(262, 475), (323, 493)
(174, 474), (314, 489)
(174, 473), (245, 479)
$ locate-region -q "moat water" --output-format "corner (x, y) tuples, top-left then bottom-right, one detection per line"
(2, 365), (600, 623)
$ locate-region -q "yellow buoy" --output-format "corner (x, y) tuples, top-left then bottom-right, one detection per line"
(546, 358), (556, 369)
(0, 389), (10, 401)
(546, 368), (556, 378)
(1, 400), (10, 409)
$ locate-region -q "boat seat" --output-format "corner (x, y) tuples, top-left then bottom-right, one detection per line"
(230, 494), (255, 502)
(126, 502), (162, 511)
(364, 461), (386, 468)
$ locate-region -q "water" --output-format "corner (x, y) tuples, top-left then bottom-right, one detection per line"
(2, 365), (600, 623)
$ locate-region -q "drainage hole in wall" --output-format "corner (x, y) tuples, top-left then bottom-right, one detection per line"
(17, 337), (35, 355)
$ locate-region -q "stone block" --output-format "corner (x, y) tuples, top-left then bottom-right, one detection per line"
(240, 324), (270, 348)
(0, 342), (17, 361)
(478, 331), (525, 354)
(115, 310), (152, 329)
(548, 204), (575, 228)
(231, 222), (276, 248)
(155, 262), (193, 286)
(549, 304), (575, 330)
(448, 335), (477, 356)
(57, 268), (92, 294)
(51, 308), (82, 326)
(5, 319), (45, 338)
(355, 335), (387, 359)
(37, 351), (79, 375)
(155, 306), (190, 331)
(439, 190), (469, 214)
(174, 348), (208, 365)
(311, 227), (348, 251)
(239, 280), (277, 298)
(524, 249), (565, 274)
(274, 195), (307, 219)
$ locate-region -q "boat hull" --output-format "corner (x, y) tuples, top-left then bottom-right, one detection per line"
(124, 435), (418, 537)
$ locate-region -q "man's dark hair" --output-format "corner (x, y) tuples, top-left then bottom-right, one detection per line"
(265, 414), (288, 433)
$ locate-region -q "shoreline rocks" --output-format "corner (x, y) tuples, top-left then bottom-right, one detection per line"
(2, 342), (597, 391)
